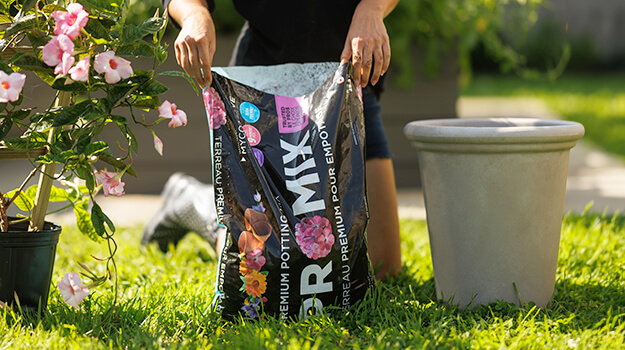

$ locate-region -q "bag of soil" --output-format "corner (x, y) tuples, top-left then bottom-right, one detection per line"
(203, 62), (373, 321)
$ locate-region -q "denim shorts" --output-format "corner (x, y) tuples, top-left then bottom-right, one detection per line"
(362, 86), (392, 160)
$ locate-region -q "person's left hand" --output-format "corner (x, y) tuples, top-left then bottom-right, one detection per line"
(340, 1), (391, 87)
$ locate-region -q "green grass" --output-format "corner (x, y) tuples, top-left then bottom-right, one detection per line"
(2, 213), (625, 349)
(462, 72), (625, 158)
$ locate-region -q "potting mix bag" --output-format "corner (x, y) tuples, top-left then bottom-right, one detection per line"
(203, 62), (373, 321)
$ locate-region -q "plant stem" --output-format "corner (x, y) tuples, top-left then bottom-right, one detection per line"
(5, 163), (43, 208)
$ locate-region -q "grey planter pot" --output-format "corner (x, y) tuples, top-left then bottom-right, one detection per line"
(404, 118), (585, 308)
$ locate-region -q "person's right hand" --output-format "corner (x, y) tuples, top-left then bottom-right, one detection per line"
(173, 9), (216, 88)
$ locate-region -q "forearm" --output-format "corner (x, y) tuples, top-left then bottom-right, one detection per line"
(358, 0), (400, 18)
(167, 0), (211, 27)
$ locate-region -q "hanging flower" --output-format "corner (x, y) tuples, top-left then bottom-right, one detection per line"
(151, 130), (164, 156)
(51, 3), (89, 40)
(94, 170), (125, 197)
(0, 71), (26, 103)
(42, 34), (75, 75)
(243, 270), (267, 298)
(58, 272), (90, 309)
(203, 87), (226, 129)
(246, 249), (266, 271)
(94, 51), (133, 84)
(158, 100), (188, 128)
(68, 56), (90, 82)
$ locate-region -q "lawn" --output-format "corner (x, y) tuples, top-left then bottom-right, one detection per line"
(2, 211), (624, 349)
(462, 72), (625, 159)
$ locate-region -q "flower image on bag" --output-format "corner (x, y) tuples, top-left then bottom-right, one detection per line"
(204, 87), (227, 129)
(295, 216), (334, 260)
(203, 62), (373, 321)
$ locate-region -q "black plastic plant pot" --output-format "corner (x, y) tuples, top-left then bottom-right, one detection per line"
(0, 218), (62, 312)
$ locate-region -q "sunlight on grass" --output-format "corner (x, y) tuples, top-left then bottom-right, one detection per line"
(462, 73), (625, 158)
(1, 213), (624, 349)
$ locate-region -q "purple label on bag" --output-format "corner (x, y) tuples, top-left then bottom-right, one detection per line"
(275, 96), (308, 133)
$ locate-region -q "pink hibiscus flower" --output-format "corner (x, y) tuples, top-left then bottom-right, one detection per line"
(42, 34), (75, 75)
(93, 51), (133, 84)
(0, 71), (26, 103)
(68, 56), (90, 82)
(51, 3), (89, 40)
(158, 100), (187, 128)
(94, 170), (125, 197)
(58, 272), (90, 309)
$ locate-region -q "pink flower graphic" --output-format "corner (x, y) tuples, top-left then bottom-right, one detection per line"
(0, 71), (25, 103)
(203, 87), (226, 129)
(94, 170), (125, 197)
(68, 56), (90, 82)
(246, 248), (266, 271)
(158, 100), (187, 128)
(58, 272), (90, 309)
(51, 3), (89, 40)
(94, 51), (133, 84)
(295, 216), (333, 260)
(42, 34), (75, 75)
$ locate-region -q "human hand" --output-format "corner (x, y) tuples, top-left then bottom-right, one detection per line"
(174, 9), (216, 88)
(340, 1), (391, 87)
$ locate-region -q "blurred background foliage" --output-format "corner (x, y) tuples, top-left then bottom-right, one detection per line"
(128, 0), (605, 88)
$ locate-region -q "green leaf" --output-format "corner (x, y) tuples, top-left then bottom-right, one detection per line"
(109, 115), (127, 125)
(0, 61), (13, 74)
(2, 133), (47, 151)
(15, 0), (38, 19)
(116, 41), (155, 57)
(25, 32), (50, 53)
(131, 95), (160, 110)
(156, 45), (167, 65)
(83, 141), (108, 156)
(5, 188), (33, 212)
(97, 152), (137, 177)
(91, 202), (115, 235)
(91, 203), (106, 236)
(74, 203), (100, 242)
(138, 17), (166, 37)
(10, 108), (31, 121)
(156, 70), (199, 95)
(12, 55), (54, 84)
(35, 149), (77, 164)
(121, 24), (141, 42)
(79, 0), (116, 15)
(52, 100), (93, 127)
(136, 79), (168, 96)
(48, 185), (70, 202)
(83, 17), (112, 40)
(0, 116), (12, 140)
(51, 78), (90, 92)
(104, 75), (150, 110)
(4, 14), (37, 36)
(40, 4), (65, 14)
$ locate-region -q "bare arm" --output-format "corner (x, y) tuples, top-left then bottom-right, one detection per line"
(340, 0), (400, 87)
(168, 0), (216, 87)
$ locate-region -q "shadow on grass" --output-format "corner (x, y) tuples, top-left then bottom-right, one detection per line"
(550, 278), (625, 327)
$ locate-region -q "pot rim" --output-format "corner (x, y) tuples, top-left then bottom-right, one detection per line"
(404, 118), (585, 144)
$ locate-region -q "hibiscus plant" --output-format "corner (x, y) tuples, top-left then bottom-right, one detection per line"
(0, 0), (194, 308)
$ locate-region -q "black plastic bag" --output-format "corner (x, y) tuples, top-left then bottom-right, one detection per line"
(203, 62), (373, 321)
